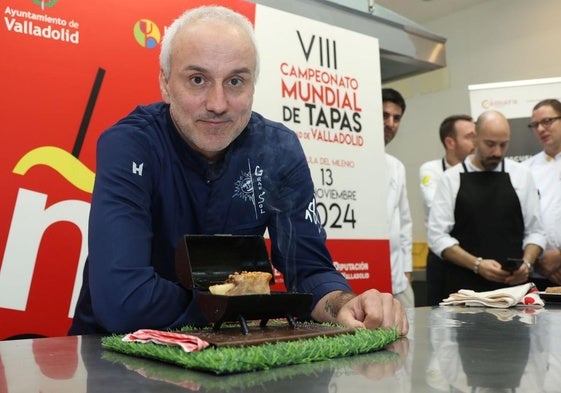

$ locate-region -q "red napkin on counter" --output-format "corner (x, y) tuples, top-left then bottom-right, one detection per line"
(122, 329), (210, 352)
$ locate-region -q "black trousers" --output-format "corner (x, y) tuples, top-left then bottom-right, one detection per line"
(426, 249), (447, 306)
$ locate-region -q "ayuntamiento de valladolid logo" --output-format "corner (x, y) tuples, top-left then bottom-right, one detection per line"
(4, 1), (79, 44)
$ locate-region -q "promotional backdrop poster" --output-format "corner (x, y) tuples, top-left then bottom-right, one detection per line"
(0, 0), (390, 339)
(253, 6), (390, 295)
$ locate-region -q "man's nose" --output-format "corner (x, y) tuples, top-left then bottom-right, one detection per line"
(206, 84), (227, 113)
(491, 145), (503, 156)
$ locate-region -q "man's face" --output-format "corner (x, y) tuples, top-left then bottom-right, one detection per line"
(159, 20), (256, 161)
(475, 115), (510, 171)
(531, 104), (561, 156)
(451, 120), (475, 161)
(383, 101), (403, 145)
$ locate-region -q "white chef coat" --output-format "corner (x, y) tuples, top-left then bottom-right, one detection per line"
(428, 156), (546, 258)
(385, 154), (413, 295)
(523, 151), (561, 250)
(419, 158), (454, 229)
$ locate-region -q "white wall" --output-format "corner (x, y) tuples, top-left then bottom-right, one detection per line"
(384, 0), (561, 243)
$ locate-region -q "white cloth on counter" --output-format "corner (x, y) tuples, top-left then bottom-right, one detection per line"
(440, 283), (544, 308)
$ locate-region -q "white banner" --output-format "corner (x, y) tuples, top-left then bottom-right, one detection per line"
(468, 77), (561, 161)
(253, 5), (388, 240)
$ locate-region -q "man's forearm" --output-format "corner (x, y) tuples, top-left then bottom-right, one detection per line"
(311, 290), (355, 323)
(441, 244), (477, 270)
(522, 243), (542, 264)
(523, 244), (542, 274)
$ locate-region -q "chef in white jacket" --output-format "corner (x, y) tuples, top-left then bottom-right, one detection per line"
(523, 98), (561, 290)
(382, 88), (414, 308)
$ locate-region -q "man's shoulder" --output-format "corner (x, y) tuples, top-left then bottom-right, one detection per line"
(244, 112), (304, 158)
(420, 158), (442, 172)
(385, 153), (405, 167)
(504, 158), (537, 182)
(420, 158), (441, 166)
(520, 151), (544, 167)
(104, 102), (168, 138)
(441, 160), (464, 178)
(385, 152), (403, 162)
(385, 154), (407, 183)
(248, 112), (295, 137)
(505, 157), (530, 170)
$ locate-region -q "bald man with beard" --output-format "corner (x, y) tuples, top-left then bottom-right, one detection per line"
(427, 110), (546, 296)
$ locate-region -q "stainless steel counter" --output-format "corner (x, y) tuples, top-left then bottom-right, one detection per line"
(2, 305), (560, 392)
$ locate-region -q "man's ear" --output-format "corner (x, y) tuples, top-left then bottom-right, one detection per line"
(444, 135), (455, 150)
(159, 70), (171, 103)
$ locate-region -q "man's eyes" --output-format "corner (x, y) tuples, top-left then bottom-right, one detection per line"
(188, 76), (244, 87)
(383, 112), (401, 121)
(190, 76), (205, 85)
(485, 142), (508, 148)
(228, 77), (244, 87)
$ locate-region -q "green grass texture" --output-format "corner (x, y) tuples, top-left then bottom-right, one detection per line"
(101, 324), (400, 375)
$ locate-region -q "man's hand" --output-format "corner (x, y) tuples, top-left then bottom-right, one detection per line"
(537, 248), (561, 276)
(471, 258), (511, 283)
(504, 261), (532, 286)
(546, 269), (561, 285)
(311, 290), (409, 336)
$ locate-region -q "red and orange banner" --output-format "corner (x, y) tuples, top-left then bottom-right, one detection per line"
(1, 0), (389, 339)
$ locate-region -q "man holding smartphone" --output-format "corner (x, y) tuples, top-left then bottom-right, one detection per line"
(427, 110), (546, 295)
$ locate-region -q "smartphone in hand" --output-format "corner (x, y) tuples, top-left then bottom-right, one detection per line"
(500, 258), (523, 273)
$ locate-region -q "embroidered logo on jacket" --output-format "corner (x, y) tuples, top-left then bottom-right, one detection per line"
(132, 161), (144, 176)
(305, 197), (323, 233)
(233, 160), (266, 219)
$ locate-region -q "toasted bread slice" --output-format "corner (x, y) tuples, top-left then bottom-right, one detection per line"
(208, 271), (272, 295)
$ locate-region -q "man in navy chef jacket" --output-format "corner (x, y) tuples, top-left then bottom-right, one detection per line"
(68, 5), (408, 336)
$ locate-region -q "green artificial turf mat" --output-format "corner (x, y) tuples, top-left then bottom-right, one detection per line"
(101, 323), (400, 375)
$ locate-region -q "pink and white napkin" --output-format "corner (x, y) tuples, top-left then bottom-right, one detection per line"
(440, 282), (543, 308)
(122, 329), (210, 352)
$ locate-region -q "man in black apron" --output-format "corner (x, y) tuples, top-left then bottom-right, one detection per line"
(428, 110), (546, 296)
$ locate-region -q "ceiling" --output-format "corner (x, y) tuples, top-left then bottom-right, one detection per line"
(374, 0), (487, 24)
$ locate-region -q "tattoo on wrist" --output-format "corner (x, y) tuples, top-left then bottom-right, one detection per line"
(324, 291), (355, 318)
(324, 300), (338, 318)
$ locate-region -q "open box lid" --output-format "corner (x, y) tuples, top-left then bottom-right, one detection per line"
(175, 234), (274, 290)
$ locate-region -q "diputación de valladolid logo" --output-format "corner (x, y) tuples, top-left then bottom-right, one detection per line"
(4, 0), (80, 44)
